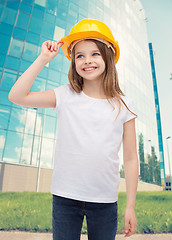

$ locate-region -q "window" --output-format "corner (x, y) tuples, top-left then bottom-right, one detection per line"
(5, 56), (21, 71)
(42, 20), (55, 39)
(0, 90), (12, 107)
(8, 107), (27, 133)
(20, 133), (34, 165)
(53, 25), (65, 41)
(30, 77), (46, 92)
(40, 137), (54, 168)
(20, 2), (32, 14)
(43, 115), (56, 139)
(16, 11), (30, 30)
(1, 7), (17, 25)
(0, 129), (6, 160)
(0, 34), (11, 55)
(22, 42), (38, 62)
(0, 22), (13, 36)
(29, 16), (42, 34)
(3, 130), (23, 163)
(0, 69), (18, 91)
(9, 38), (24, 58)
(48, 69), (61, 83)
(24, 109), (37, 135)
(13, 27), (27, 40)
(26, 31), (40, 45)
(35, 0), (46, 8)
(0, 105), (10, 130)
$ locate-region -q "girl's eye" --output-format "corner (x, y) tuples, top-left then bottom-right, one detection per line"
(93, 52), (100, 56)
(76, 54), (83, 58)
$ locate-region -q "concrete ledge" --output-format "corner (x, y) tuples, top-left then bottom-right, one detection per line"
(0, 162), (162, 192)
(119, 178), (163, 192)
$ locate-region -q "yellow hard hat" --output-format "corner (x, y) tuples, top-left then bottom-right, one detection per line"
(60, 18), (120, 63)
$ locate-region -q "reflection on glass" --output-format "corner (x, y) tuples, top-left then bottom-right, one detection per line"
(30, 77), (46, 92)
(43, 115), (56, 139)
(0, 130), (6, 160)
(0, 34), (11, 55)
(16, 11), (30, 29)
(35, 0), (46, 8)
(35, 113), (44, 136)
(13, 27), (27, 40)
(26, 31), (40, 45)
(29, 16), (42, 34)
(31, 135), (41, 166)
(48, 69), (61, 83)
(8, 107), (27, 133)
(3, 131), (23, 163)
(32, 6), (44, 20)
(40, 137), (54, 168)
(1, 7), (17, 25)
(0, 90), (12, 106)
(19, 2), (32, 14)
(0, 68), (18, 91)
(46, 80), (58, 91)
(24, 109), (37, 135)
(42, 21), (55, 39)
(5, 56), (20, 71)
(20, 134), (33, 165)
(22, 42), (38, 62)
(0, 105), (10, 130)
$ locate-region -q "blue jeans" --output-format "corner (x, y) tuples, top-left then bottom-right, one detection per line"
(52, 194), (118, 240)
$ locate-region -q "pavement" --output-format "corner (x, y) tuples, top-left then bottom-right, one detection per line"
(0, 231), (172, 240)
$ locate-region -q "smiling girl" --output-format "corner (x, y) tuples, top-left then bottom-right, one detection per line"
(9, 19), (139, 240)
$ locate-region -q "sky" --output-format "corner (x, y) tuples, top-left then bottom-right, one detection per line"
(140, 0), (172, 176)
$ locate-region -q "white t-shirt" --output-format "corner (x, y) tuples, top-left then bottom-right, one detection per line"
(51, 83), (137, 203)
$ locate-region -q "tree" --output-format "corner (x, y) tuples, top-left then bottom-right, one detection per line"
(151, 146), (161, 185)
(139, 133), (145, 181)
(120, 164), (125, 178)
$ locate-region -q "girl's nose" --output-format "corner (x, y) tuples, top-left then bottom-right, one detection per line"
(84, 56), (92, 64)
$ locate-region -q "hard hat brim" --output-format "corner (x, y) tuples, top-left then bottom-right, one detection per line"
(61, 31), (120, 63)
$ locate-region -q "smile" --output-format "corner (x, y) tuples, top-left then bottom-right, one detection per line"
(83, 67), (97, 71)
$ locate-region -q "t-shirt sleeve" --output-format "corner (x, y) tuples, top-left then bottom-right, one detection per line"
(53, 84), (69, 112)
(124, 98), (137, 123)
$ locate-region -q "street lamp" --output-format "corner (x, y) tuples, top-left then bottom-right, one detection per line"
(166, 136), (171, 190)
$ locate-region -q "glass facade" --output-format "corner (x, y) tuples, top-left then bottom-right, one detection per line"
(0, 0), (161, 185)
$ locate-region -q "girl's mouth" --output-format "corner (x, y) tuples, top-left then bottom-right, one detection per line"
(83, 67), (97, 71)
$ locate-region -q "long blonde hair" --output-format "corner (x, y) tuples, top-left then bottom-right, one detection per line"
(68, 39), (137, 120)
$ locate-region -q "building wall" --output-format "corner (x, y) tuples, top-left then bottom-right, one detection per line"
(0, 162), (163, 192)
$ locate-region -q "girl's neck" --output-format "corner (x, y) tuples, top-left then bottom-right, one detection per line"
(82, 79), (106, 99)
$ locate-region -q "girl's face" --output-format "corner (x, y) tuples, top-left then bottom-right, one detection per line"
(74, 40), (106, 82)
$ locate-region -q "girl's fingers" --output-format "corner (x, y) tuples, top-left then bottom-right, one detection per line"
(47, 40), (51, 49)
(50, 41), (54, 51)
(42, 40), (63, 54)
(50, 41), (63, 52)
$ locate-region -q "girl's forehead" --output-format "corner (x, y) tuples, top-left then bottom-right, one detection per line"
(75, 40), (98, 51)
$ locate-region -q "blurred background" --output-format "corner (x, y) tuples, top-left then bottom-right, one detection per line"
(0, 0), (171, 192)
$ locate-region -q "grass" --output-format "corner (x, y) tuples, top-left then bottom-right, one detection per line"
(0, 191), (171, 233)
(118, 191), (172, 234)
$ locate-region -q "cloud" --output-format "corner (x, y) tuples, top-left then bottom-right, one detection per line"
(0, 135), (5, 149)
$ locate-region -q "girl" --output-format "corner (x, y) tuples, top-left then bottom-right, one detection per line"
(9, 19), (139, 240)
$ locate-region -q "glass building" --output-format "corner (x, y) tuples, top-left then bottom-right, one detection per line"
(0, 0), (163, 188)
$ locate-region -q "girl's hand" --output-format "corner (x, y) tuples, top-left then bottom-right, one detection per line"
(40, 40), (64, 63)
(122, 207), (137, 237)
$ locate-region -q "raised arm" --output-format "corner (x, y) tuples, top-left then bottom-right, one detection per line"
(122, 118), (139, 237)
(8, 40), (63, 108)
